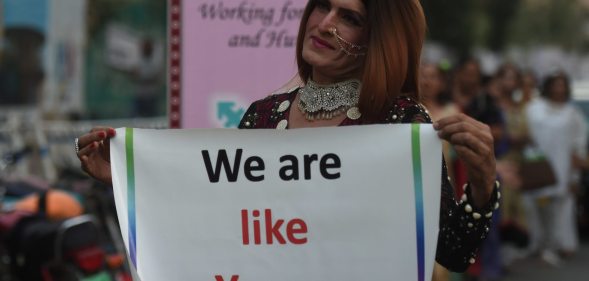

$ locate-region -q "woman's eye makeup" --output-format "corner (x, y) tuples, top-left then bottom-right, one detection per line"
(342, 13), (362, 27)
(314, 0), (365, 28)
(316, 0), (330, 11)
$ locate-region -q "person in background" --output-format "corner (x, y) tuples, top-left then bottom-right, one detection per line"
(452, 58), (506, 281)
(492, 63), (531, 267)
(493, 62), (527, 198)
(420, 63), (458, 121)
(420, 62), (458, 186)
(524, 71), (588, 266)
(516, 71), (540, 106)
(452, 58), (505, 154)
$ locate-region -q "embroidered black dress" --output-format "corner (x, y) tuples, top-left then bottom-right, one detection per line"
(238, 89), (498, 272)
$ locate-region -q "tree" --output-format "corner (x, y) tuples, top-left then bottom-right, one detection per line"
(485, 0), (522, 52)
(421, 0), (478, 57)
(508, 0), (585, 51)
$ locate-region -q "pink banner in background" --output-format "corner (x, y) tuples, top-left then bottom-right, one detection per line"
(172, 0), (307, 128)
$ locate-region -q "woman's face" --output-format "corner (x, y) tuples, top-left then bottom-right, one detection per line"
(549, 77), (568, 103)
(522, 73), (536, 91)
(458, 62), (481, 89)
(500, 68), (519, 94)
(301, 0), (369, 83)
(420, 64), (445, 99)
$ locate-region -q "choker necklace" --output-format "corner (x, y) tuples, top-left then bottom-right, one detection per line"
(298, 79), (362, 121)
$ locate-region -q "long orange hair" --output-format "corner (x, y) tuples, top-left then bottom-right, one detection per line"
(296, 0), (427, 120)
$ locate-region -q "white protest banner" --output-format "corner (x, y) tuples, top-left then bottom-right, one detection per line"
(110, 124), (442, 281)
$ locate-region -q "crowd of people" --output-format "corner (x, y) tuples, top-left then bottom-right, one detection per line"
(420, 58), (588, 280)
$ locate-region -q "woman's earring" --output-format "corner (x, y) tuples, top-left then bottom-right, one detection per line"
(330, 27), (367, 58)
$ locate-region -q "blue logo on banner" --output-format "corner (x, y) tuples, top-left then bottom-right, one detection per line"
(217, 101), (245, 128)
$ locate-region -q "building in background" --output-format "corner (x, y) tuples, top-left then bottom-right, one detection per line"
(84, 0), (166, 119)
(0, 1), (4, 60)
(0, 0), (47, 106)
(1, 0), (166, 120)
(42, 0), (87, 119)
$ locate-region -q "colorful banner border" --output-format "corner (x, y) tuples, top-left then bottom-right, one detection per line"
(412, 124), (426, 281)
(126, 128), (137, 266)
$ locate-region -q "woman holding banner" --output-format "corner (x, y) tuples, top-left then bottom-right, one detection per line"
(75, 0), (499, 277)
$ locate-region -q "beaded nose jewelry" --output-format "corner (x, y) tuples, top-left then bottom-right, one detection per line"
(330, 27), (366, 58)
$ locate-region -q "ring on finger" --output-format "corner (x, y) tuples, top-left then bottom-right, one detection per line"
(75, 137), (80, 155)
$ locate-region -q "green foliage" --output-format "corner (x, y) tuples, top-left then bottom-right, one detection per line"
(421, 0), (587, 55)
(421, 0), (478, 57)
(486, 0), (522, 52)
(508, 0), (586, 51)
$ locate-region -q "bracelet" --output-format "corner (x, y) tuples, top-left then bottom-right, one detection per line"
(451, 181), (500, 265)
(459, 180), (501, 222)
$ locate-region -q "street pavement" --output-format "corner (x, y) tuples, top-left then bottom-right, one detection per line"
(501, 243), (589, 281)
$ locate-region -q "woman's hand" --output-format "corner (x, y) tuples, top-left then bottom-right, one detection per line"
(434, 114), (496, 208)
(76, 127), (116, 185)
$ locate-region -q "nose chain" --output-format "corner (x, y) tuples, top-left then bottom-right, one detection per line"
(330, 28), (366, 57)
